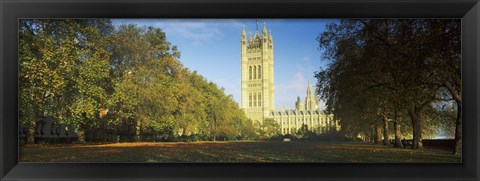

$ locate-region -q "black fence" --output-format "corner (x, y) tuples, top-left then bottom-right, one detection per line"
(422, 139), (456, 149)
(399, 139), (455, 150)
(19, 117), (78, 144)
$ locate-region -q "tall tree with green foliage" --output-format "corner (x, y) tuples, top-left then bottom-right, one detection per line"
(19, 19), (113, 143)
(315, 19), (460, 151)
(20, 20), (256, 144)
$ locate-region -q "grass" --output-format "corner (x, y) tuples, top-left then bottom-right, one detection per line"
(19, 141), (461, 163)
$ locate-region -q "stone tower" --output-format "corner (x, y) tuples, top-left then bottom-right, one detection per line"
(295, 96), (305, 111)
(241, 21), (274, 125)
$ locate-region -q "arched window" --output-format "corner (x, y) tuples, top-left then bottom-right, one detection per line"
(258, 65), (261, 79)
(249, 93), (252, 107)
(258, 93), (262, 106)
(249, 66), (252, 80)
(253, 93), (257, 107)
(253, 66), (257, 79)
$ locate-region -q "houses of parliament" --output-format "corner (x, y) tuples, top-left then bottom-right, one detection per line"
(240, 22), (339, 135)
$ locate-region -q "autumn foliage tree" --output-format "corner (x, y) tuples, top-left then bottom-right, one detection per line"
(19, 20), (256, 143)
(19, 19), (113, 143)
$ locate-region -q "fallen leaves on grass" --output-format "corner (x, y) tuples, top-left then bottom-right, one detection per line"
(19, 141), (461, 163)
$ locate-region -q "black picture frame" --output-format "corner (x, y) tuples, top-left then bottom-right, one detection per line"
(1, 0), (479, 180)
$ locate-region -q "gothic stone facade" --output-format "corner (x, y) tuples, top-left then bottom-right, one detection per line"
(240, 22), (339, 135)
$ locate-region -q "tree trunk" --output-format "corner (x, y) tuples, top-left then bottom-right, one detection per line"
(393, 110), (403, 148)
(371, 128), (375, 144)
(77, 128), (86, 143)
(408, 107), (423, 149)
(135, 120), (141, 142)
(444, 82), (461, 155)
(453, 102), (462, 155)
(362, 132), (367, 142)
(371, 129), (376, 143)
(27, 122), (36, 144)
(182, 128), (187, 136)
(374, 124), (382, 144)
(28, 115), (43, 144)
(382, 116), (389, 145)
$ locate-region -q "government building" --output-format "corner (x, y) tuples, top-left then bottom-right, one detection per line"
(240, 22), (339, 135)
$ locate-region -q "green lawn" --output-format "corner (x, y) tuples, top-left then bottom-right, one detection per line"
(19, 141), (461, 163)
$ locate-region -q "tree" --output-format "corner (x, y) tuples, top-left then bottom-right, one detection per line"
(315, 19), (460, 151)
(19, 19), (113, 143)
(107, 25), (183, 141)
(260, 118), (280, 138)
(296, 123), (315, 139)
(20, 21), (257, 143)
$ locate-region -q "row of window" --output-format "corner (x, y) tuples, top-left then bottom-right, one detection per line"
(248, 57), (261, 61)
(248, 92), (262, 107)
(277, 118), (332, 126)
(246, 49), (262, 53)
(248, 65), (262, 80)
(281, 127), (331, 134)
(248, 83), (262, 87)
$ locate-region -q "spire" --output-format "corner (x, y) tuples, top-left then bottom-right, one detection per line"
(255, 19), (259, 38)
(262, 22), (267, 35)
(241, 25), (246, 38)
(307, 80), (312, 97)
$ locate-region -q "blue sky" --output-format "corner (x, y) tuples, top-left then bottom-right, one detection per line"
(111, 19), (337, 110)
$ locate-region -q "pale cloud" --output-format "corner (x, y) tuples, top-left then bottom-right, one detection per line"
(274, 65), (326, 111)
(159, 19), (245, 46)
(303, 56), (311, 62)
(160, 21), (223, 46)
(113, 19), (227, 46)
(275, 71), (307, 110)
(212, 78), (241, 105)
(112, 19), (274, 47)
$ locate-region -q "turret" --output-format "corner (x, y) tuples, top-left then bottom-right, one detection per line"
(262, 22), (267, 36)
(240, 25), (248, 109)
(269, 30), (273, 41)
(241, 25), (246, 41)
(249, 32), (253, 44)
(255, 19), (259, 38)
(262, 22), (268, 48)
(295, 96), (305, 111)
(241, 25), (247, 53)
